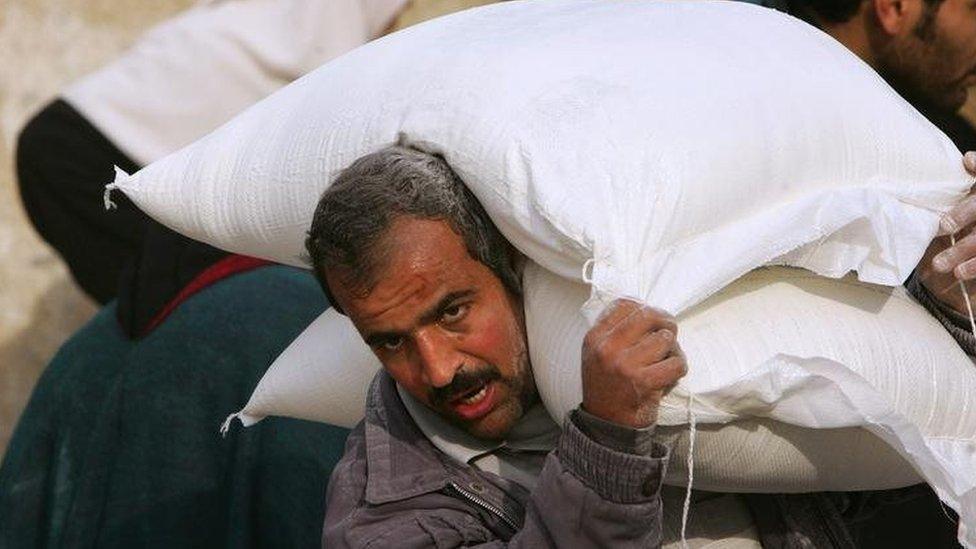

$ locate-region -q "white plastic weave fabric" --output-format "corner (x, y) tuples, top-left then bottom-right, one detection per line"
(226, 308), (379, 430)
(525, 264), (976, 544)
(108, 0), (969, 316)
(233, 266), (975, 493)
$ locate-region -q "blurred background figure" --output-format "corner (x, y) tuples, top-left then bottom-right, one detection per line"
(16, 0), (407, 307)
(760, 0), (976, 150)
(0, 1), (498, 547)
(0, 0), (190, 460)
(0, 0), (496, 456)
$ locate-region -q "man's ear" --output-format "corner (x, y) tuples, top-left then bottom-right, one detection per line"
(873, 0), (923, 36)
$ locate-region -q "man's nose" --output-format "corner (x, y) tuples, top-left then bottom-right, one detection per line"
(414, 329), (459, 389)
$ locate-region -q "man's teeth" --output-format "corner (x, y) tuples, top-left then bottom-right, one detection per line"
(459, 386), (488, 405)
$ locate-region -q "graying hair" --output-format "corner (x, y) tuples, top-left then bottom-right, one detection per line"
(305, 145), (521, 308)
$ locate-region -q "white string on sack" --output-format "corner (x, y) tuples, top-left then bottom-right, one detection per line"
(219, 413), (241, 438)
(948, 231), (976, 340)
(103, 165), (132, 211)
(680, 391), (697, 549)
(103, 183), (118, 211)
(582, 258), (597, 284)
(580, 257), (701, 546)
(935, 170), (976, 341)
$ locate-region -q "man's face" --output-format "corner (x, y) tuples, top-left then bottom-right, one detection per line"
(879, 0), (976, 110)
(325, 216), (537, 440)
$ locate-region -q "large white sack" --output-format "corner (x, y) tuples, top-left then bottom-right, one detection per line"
(225, 308), (380, 430)
(526, 263), (976, 545)
(108, 0), (969, 317)
(229, 266), (973, 495)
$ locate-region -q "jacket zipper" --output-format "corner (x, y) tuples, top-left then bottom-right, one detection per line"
(446, 481), (521, 532)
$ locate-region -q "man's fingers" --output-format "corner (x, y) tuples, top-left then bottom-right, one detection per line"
(639, 355), (688, 390)
(940, 153), (976, 235)
(964, 151), (976, 175)
(928, 277), (961, 298)
(610, 307), (676, 347)
(956, 257), (976, 281)
(933, 230), (976, 273)
(586, 299), (676, 352)
(941, 196), (976, 236)
(588, 300), (641, 339)
(618, 329), (677, 367)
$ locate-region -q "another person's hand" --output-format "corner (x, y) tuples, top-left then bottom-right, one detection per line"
(922, 152), (976, 315)
(580, 299), (687, 429)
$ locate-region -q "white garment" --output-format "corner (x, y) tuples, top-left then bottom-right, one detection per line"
(64, 0), (407, 165)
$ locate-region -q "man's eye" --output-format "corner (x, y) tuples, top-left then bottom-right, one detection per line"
(441, 303), (469, 323)
(381, 337), (404, 351)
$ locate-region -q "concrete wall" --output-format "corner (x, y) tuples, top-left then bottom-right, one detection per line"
(0, 0), (192, 455)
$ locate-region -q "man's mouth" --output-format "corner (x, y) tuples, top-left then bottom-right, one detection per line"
(459, 384), (489, 404)
(448, 381), (497, 421)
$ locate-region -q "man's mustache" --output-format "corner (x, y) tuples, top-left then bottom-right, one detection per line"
(429, 365), (502, 408)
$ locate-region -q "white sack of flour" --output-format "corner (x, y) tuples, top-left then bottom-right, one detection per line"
(224, 308), (380, 430)
(229, 266), (976, 544)
(107, 0), (968, 317)
(525, 264), (976, 545)
(110, 1), (976, 542)
(231, 266), (975, 497)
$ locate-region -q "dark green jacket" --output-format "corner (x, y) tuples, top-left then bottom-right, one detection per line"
(0, 266), (349, 549)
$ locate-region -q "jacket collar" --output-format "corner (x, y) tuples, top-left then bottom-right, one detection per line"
(363, 371), (454, 505)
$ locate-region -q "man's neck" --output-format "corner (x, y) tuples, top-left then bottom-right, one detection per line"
(824, 18), (880, 69)
(395, 382), (559, 465)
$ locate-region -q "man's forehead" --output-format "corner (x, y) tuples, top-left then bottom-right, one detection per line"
(332, 217), (480, 321)
(354, 268), (444, 317)
(366, 218), (475, 290)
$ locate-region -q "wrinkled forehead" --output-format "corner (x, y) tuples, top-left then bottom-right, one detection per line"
(325, 217), (481, 319)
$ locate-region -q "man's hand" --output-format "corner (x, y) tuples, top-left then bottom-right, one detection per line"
(922, 151), (976, 315)
(580, 299), (687, 429)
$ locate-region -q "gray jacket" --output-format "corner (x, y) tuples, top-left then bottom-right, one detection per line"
(323, 372), (670, 548)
